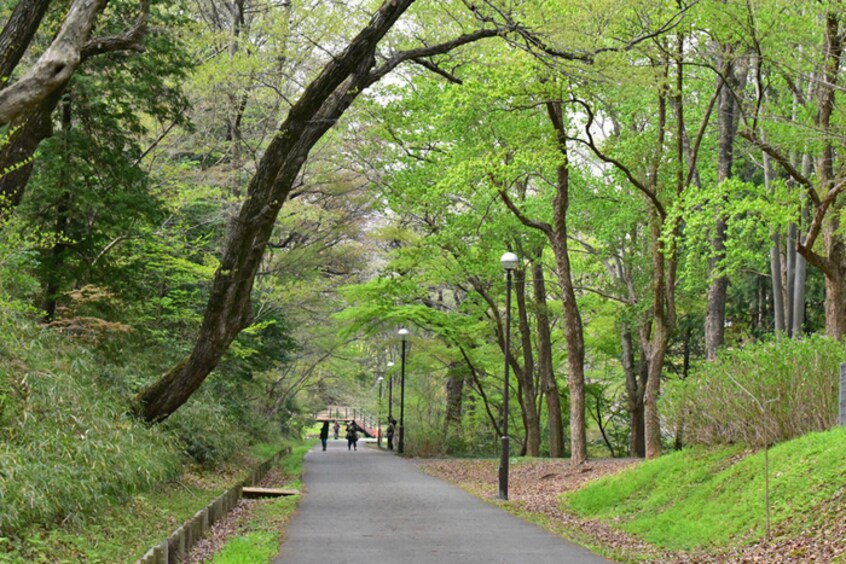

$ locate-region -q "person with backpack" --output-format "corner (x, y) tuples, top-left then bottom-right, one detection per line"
(346, 423), (359, 451)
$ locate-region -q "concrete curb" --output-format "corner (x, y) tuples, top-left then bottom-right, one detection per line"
(136, 446), (293, 564)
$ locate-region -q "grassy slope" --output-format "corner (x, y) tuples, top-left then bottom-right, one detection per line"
(566, 426), (846, 551)
(0, 442), (292, 563)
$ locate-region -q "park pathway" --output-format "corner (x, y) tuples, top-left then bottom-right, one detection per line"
(273, 440), (609, 563)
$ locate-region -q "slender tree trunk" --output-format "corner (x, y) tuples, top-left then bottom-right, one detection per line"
(514, 266), (540, 457)
(764, 143), (786, 332)
(42, 95), (73, 320)
(646, 216), (669, 459)
(786, 222), (797, 334)
(705, 49), (742, 360)
(533, 256), (564, 457)
(228, 0), (246, 198)
(621, 324), (645, 457)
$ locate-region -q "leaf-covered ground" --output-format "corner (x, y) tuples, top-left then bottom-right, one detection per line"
(416, 457), (846, 563)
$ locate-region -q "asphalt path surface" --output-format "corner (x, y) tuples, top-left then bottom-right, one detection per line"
(273, 439), (609, 564)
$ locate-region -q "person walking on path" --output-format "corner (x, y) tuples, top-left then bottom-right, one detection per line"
(319, 421), (329, 451)
(333, 420), (340, 440)
(386, 417), (396, 450)
(346, 423), (358, 451)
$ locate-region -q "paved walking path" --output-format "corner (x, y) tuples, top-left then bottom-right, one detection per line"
(273, 440), (609, 563)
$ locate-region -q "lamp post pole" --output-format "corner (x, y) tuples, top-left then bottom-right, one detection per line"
(377, 376), (384, 448)
(499, 252), (518, 500)
(387, 361), (395, 423)
(398, 328), (409, 455)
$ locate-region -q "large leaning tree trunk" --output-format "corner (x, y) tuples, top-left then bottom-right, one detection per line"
(135, 0), (501, 422)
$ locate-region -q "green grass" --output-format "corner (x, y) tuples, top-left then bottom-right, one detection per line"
(566, 426), (846, 551)
(212, 444), (309, 563)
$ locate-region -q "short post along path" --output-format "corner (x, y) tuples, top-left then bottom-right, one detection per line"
(273, 441), (609, 563)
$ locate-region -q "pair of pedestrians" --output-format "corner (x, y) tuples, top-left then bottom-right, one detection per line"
(319, 420), (358, 451)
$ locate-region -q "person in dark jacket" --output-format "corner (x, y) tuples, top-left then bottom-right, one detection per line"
(319, 420), (330, 451)
(346, 423), (359, 451)
(386, 417), (396, 450)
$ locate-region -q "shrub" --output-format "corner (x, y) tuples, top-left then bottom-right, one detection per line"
(0, 327), (181, 535)
(663, 335), (843, 446)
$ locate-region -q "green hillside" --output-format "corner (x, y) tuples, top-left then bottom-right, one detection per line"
(566, 426), (846, 551)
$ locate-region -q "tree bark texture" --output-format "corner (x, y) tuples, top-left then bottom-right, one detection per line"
(0, 0), (53, 81)
(443, 362), (464, 442)
(532, 256), (564, 458)
(0, 0), (108, 127)
(546, 103), (587, 464)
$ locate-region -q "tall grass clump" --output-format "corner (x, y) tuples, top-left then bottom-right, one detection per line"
(0, 320), (182, 536)
(663, 335), (844, 446)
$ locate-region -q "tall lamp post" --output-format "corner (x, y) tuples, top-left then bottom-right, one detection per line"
(499, 251), (519, 500)
(398, 328), (409, 454)
(376, 376), (384, 448)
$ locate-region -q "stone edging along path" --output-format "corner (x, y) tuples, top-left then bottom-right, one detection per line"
(136, 446), (293, 564)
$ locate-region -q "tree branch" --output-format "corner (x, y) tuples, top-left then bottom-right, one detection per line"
(0, 0), (108, 127)
(410, 57), (463, 84)
(738, 129), (817, 202)
(567, 97), (666, 218)
(81, 0), (151, 60)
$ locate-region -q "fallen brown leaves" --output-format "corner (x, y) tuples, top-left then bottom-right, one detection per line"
(416, 458), (846, 563)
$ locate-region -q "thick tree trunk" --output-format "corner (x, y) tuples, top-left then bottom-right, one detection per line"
(545, 103), (587, 465)
(0, 89), (63, 211)
(622, 324), (646, 457)
(514, 267), (540, 456)
(532, 257), (564, 458)
(443, 362), (464, 443)
(0, 0), (53, 81)
(824, 230), (846, 339)
(0, 0), (108, 127)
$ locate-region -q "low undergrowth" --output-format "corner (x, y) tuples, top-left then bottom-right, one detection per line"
(0, 442), (292, 563)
